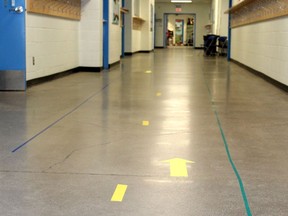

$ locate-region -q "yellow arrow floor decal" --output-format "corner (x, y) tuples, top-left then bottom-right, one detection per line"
(162, 158), (195, 177)
(111, 184), (128, 202)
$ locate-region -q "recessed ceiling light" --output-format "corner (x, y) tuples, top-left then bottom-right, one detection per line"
(171, 0), (192, 3)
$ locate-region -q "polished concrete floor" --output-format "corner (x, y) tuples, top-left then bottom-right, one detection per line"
(0, 48), (288, 216)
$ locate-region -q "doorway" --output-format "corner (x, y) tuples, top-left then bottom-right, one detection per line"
(164, 13), (196, 48)
(0, 0), (26, 90)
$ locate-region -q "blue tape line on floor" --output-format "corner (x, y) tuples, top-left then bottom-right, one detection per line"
(11, 83), (110, 153)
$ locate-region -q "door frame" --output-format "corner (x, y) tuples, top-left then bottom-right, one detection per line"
(103, 0), (109, 69)
(163, 13), (196, 48)
(227, 0), (232, 61)
(121, 0), (125, 57)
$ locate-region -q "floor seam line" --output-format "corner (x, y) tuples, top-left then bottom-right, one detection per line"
(11, 82), (111, 153)
(0, 170), (173, 179)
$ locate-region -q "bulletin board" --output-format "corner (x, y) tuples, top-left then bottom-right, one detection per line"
(27, 0), (81, 20)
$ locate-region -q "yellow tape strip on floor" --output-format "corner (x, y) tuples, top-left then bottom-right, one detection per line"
(111, 184), (128, 202)
(142, 121), (150, 126)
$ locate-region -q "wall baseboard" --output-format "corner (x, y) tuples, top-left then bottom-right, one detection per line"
(27, 68), (78, 87)
(27, 66), (101, 87)
(109, 61), (120, 68)
(78, 66), (102, 72)
(231, 59), (288, 92)
(139, 50), (153, 53)
(124, 50), (153, 55)
(124, 52), (133, 56)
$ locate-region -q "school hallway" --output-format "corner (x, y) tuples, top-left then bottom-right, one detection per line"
(0, 48), (288, 216)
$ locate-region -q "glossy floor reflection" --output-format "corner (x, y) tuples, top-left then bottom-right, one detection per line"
(0, 48), (288, 216)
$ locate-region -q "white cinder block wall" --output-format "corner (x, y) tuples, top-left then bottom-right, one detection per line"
(124, 0), (155, 53)
(231, 0), (288, 85)
(155, 3), (210, 48)
(109, 0), (122, 64)
(80, 0), (102, 67)
(140, 0), (155, 51)
(219, 0), (229, 36)
(26, 0), (157, 80)
(132, 0), (141, 53)
(124, 0), (133, 53)
(26, 0), (123, 81)
(211, 0), (229, 36)
(81, 0), (122, 67)
(26, 14), (79, 81)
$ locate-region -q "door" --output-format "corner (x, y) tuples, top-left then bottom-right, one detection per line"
(186, 17), (194, 46)
(163, 14), (168, 48)
(0, 0), (26, 90)
(103, 0), (109, 69)
(175, 19), (184, 45)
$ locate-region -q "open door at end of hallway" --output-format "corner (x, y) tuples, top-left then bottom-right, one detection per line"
(0, 0), (26, 90)
(175, 19), (184, 45)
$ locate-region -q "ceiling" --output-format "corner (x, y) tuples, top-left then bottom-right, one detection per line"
(155, 0), (211, 3)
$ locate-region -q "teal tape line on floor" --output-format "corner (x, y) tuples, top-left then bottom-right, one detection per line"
(214, 110), (252, 216)
(204, 77), (252, 216)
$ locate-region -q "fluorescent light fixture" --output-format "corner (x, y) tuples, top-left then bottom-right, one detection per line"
(171, 0), (192, 3)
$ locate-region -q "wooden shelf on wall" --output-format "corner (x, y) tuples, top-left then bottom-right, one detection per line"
(133, 17), (145, 30)
(225, 0), (255, 14)
(225, 0), (288, 28)
(120, 7), (129, 14)
(133, 16), (145, 22)
(27, 0), (81, 20)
